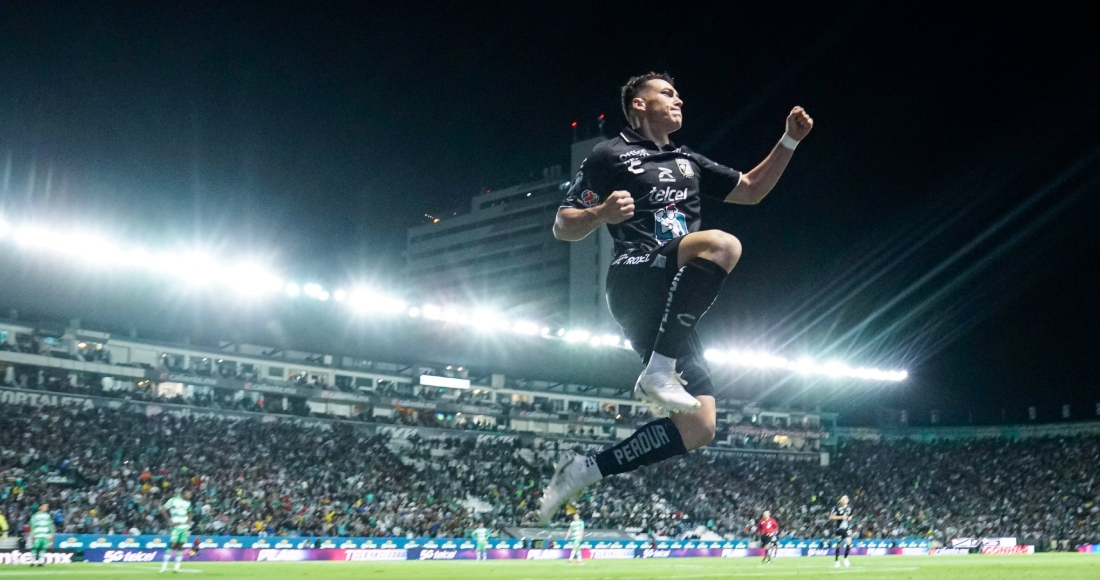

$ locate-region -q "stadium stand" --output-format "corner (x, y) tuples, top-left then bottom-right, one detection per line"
(2, 396), (1099, 549)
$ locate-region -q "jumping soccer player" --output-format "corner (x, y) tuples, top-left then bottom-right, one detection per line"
(757, 509), (779, 564)
(829, 495), (854, 567)
(565, 513), (585, 564)
(28, 503), (54, 567)
(540, 72), (813, 523)
(160, 489), (193, 573)
(473, 524), (491, 561)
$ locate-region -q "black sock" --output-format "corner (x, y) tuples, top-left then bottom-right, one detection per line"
(835, 546), (840, 561)
(594, 418), (687, 477)
(844, 545), (851, 558)
(652, 258), (727, 359)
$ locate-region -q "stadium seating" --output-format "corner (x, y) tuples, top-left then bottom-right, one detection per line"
(2, 399), (1098, 548)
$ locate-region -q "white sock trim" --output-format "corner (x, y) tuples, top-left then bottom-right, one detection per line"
(645, 352), (677, 373)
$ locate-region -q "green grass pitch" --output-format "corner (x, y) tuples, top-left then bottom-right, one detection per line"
(0, 554), (1097, 579)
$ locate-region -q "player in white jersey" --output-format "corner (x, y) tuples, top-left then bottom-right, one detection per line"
(28, 503), (55, 567)
(160, 489), (193, 573)
(473, 525), (490, 560)
(565, 513), (585, 564)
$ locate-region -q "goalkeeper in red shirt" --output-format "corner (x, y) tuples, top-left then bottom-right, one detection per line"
(757, 510), (779, 564)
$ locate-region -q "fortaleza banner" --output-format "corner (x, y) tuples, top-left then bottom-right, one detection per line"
(84, 547), (938, 563)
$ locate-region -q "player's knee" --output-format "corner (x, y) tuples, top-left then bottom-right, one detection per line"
(682, 417), (716, 450)
(692, 230), (742, 270)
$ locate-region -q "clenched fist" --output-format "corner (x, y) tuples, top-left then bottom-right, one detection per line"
(596, 190), (635, 224)
(786, 106), (813, 141)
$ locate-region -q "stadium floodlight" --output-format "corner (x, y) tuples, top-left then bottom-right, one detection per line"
(0, 217), (911, 376)
(226, 264), (284, 296)
(117, 248), (155, 269)
(512, 320), (540, 336)
(349, 288), (406, 315)
(564, 329), (590, 343)
(707, 348), (907, 382)
(441, 308), (470, 325)
(166, 252), (220, 286)
(68, 233), (123, 263)
(472, 309), (504, 332)
(13, 226), (53, 248)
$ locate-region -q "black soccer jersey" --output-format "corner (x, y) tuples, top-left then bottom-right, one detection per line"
(830, 505), (852, 531)
(560, 127), (742, 257)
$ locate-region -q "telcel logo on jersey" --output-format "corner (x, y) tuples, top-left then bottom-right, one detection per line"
(651, 186), (688, 203)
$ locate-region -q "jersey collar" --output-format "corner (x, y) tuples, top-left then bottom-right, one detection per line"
(619, 127), (678, 150)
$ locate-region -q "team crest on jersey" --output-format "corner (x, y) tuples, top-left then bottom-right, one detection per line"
(676, 158), (695, 178)
(579, 190), (599, 207)
(654, 204), (688, 242)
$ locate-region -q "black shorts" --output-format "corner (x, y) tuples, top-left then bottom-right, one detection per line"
(605, 237), (715, 398)
(836, 528), (853, 540)
(759, 534), (777, 546)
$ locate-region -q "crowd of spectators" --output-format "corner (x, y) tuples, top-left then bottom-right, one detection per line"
(2, 362), (829, 454)
(2, 401), (1099, 548)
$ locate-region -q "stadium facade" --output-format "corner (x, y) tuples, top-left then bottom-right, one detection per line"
(405, 137), (616, 330)
(0, 319), (832, 453)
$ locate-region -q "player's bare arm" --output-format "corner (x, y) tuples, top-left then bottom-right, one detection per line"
(553, 190), (635, 241)
(725, 107), (814, 205)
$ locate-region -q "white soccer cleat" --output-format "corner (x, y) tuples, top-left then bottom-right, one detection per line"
(537, 455), (594, 526)
(634, 370), (700, 413)
(834, 561), (840, 568)
(844, 558), (850, 567)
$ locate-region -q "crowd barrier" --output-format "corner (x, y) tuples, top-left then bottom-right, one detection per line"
(56, 533), (929, 552)
(84, 547), (933, 563)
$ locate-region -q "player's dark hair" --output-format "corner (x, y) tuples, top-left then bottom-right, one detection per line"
(621, 72), (675, 127)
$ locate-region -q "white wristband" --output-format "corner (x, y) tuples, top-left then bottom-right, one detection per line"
(780, 132), (800, 150)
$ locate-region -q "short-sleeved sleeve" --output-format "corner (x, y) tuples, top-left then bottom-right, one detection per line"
(560, 148), (612, 210)
(693, 153), (742, 200)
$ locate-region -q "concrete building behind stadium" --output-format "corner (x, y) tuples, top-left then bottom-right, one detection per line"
(405, 137), (616, 330)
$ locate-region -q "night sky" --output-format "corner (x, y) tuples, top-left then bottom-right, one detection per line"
(2, 2), (1098, 424)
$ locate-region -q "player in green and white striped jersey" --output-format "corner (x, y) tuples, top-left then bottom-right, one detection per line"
(159, 489), (193, 573)
(472, 525), (490, 560)
(29, 503), (55, 567)
(565, 513), (585, 564)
